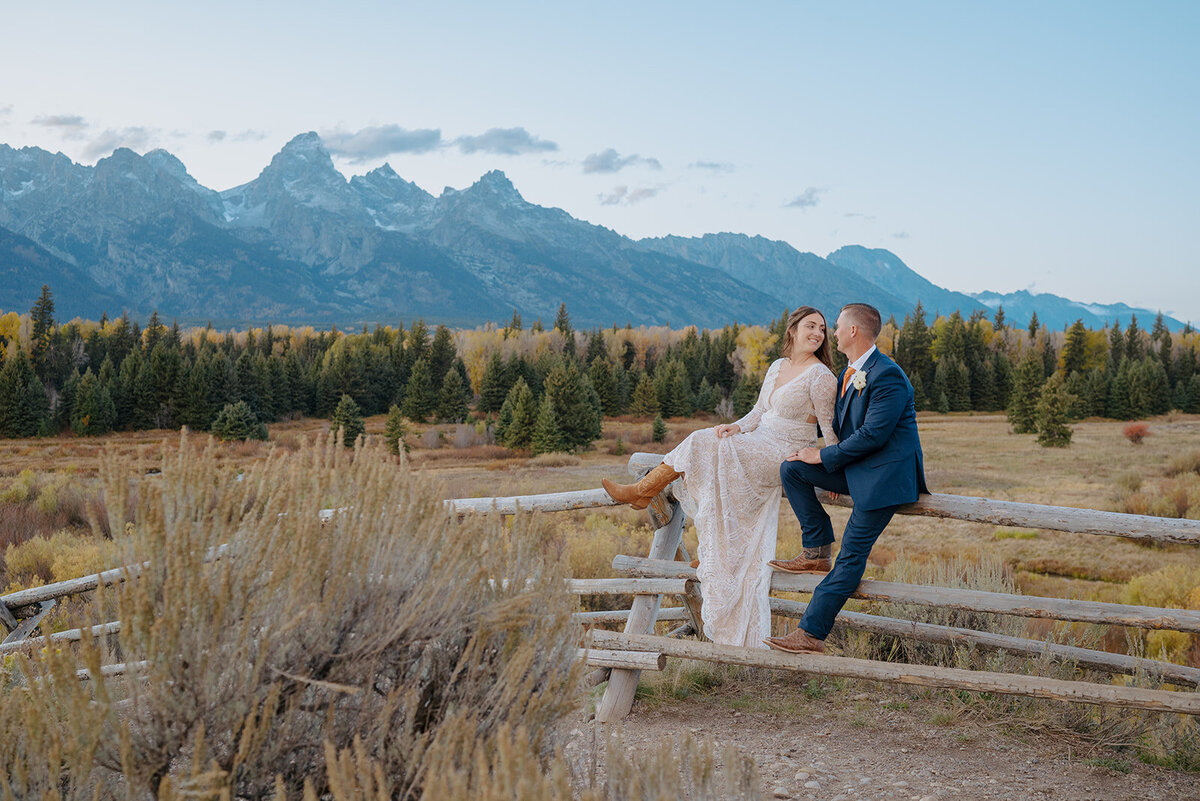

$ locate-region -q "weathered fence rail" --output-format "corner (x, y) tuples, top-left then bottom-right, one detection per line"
(613, 555), (1200, 633)
(589, 630), (1200, 716)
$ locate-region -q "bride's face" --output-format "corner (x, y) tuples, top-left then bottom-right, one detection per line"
(792, 313), (826, 356)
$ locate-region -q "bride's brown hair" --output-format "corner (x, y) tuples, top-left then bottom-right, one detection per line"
(781, 306), (833, 369)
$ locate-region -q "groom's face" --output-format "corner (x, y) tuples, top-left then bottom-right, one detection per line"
(834, 312), (854, 356)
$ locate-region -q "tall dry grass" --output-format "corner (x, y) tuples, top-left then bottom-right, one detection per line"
(0, 434), (757, 798)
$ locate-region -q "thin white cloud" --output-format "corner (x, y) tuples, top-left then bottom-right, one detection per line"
(455, 127), (557, 155)
(784, 187), (824, 209)
(583, 148), (662, 174)
(82, 127), (155, 159)
(688, 160), (733, 172)
(598, 185), (661, 205)
(844, 212), (876, 221)
(207, 130), (227, 142)
(891, 231), (910, 240)
(32, 114), (90, 139)
(324, 124), (443, 162)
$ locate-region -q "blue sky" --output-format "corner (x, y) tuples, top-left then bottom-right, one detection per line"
(3, 1), (1198, 323)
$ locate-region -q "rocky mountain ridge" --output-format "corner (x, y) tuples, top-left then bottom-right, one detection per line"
(0, 135), (1187, 330)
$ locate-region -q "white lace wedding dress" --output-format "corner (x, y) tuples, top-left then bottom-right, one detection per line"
(663, 359), (838, 648)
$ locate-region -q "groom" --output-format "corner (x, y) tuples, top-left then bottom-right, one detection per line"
(764, 302), (927, 654)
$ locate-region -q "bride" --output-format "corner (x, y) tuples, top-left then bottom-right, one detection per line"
(602, 307), (838, 647)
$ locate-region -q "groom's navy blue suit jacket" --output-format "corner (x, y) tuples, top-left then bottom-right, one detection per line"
(820, 349), (928, 511)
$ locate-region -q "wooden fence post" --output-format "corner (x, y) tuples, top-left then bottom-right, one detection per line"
(595, 501), (686, 723)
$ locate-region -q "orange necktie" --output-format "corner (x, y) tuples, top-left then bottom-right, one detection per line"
(840, 367), (856, 398)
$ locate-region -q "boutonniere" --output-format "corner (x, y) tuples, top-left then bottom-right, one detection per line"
(851, 370), (868, 394)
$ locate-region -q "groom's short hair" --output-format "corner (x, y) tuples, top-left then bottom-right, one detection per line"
(842, 303), (882, 339)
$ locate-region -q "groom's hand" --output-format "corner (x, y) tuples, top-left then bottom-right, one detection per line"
(786, 446), (822, 464)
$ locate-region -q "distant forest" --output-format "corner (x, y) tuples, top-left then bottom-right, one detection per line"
(1, 286), (1198, 449)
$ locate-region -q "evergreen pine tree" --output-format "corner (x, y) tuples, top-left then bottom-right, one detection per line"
(406, 320), (430, 365)
(1035, 374), (1074, 447)
(436, 368), (470, 423)
(497, 378), (537, 449)
(1083, 368), (1109, 417)
(630, 372), (660, 417)
(1185, 375), (1200, 414)
(1061, 319), (1089, 375)
(478, 353), (511, 413)
(652, 413), (667, 443)
(55, 368), (81, 431)
(587, 358), (618, 416)
(530, 393), (565, 455)
(70, 369), (116, 436)
(331, 393), (365, 447)
(0, 349), (50, 438)
(993, 305), (1007, 331)
(936, 356), (972, 412)
(29, 284), (55, 380)
(428, 325), (457, 389)
(506, 309), (522, 336)
(400, 357), (436, 422)
(1027, 311), (1040, 342)
(211, 400), (268, 441)
(1064, 371), (1089, 420)
(383, 405), (410, 455)
(1107, 360), (1132, 420)
(991, 351), (1014, 410)
(1107, 322), (1125, 372)
(585, 330), (607, 364)
(542, 363), (602, 451)
(553, 302), (575, 360)
(1007, 352), (1043, 434)
(731, 374), (761, 418)
(694, 377), (719, 413)
(1125, 315), (1143, 360)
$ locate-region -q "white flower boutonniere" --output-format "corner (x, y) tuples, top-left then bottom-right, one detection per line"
(851, 370), (868, 393)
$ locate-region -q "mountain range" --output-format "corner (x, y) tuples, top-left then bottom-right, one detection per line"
(0, 133), (1187, 331)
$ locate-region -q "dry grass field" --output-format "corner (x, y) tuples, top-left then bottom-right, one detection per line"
(3, 412), (1200, 796)
(5, 410), (1200, 660)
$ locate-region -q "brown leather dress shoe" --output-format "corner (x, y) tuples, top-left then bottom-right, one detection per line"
(764, 628), (826, 654)
(767, 554), (832, 574)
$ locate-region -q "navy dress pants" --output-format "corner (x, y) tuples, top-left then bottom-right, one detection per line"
(779, 460), (900, 640)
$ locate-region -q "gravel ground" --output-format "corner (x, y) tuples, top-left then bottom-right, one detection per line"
(564, 687), (1199, 800)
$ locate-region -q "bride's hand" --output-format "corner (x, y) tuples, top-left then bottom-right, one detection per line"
(714, 423), (741, 438)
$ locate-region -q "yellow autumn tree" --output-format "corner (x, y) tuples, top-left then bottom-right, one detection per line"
(731, 325), (776, 380)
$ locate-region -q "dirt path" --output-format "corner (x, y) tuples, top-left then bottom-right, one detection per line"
(565, 686), (1198, 800)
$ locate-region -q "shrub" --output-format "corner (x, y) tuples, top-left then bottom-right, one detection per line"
(1166, 449), (1200, 477)
(210, 400), (268, 441)
(1123, 421), (1151, 445)
(0, 434), (583, 798)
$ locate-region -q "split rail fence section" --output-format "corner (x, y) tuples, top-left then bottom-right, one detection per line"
(5, 452), (1200, 721)
(453, 452), (1200, 722)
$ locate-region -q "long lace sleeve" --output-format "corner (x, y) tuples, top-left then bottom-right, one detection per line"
(734, 360), (778, 433)
(813, 368), (838, 446)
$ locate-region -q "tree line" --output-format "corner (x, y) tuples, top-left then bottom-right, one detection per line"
(1, 287), (1197, 451)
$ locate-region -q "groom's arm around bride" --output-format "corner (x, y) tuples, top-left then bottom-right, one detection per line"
(765, 303), (928, 655)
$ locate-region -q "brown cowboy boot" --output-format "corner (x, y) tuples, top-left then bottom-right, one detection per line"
(764, 627), (826, 654)
(602, 463), (682, 511)
(767, 544), (832, 574)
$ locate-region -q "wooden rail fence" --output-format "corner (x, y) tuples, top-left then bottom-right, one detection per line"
(4, 453), (1199, 721)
